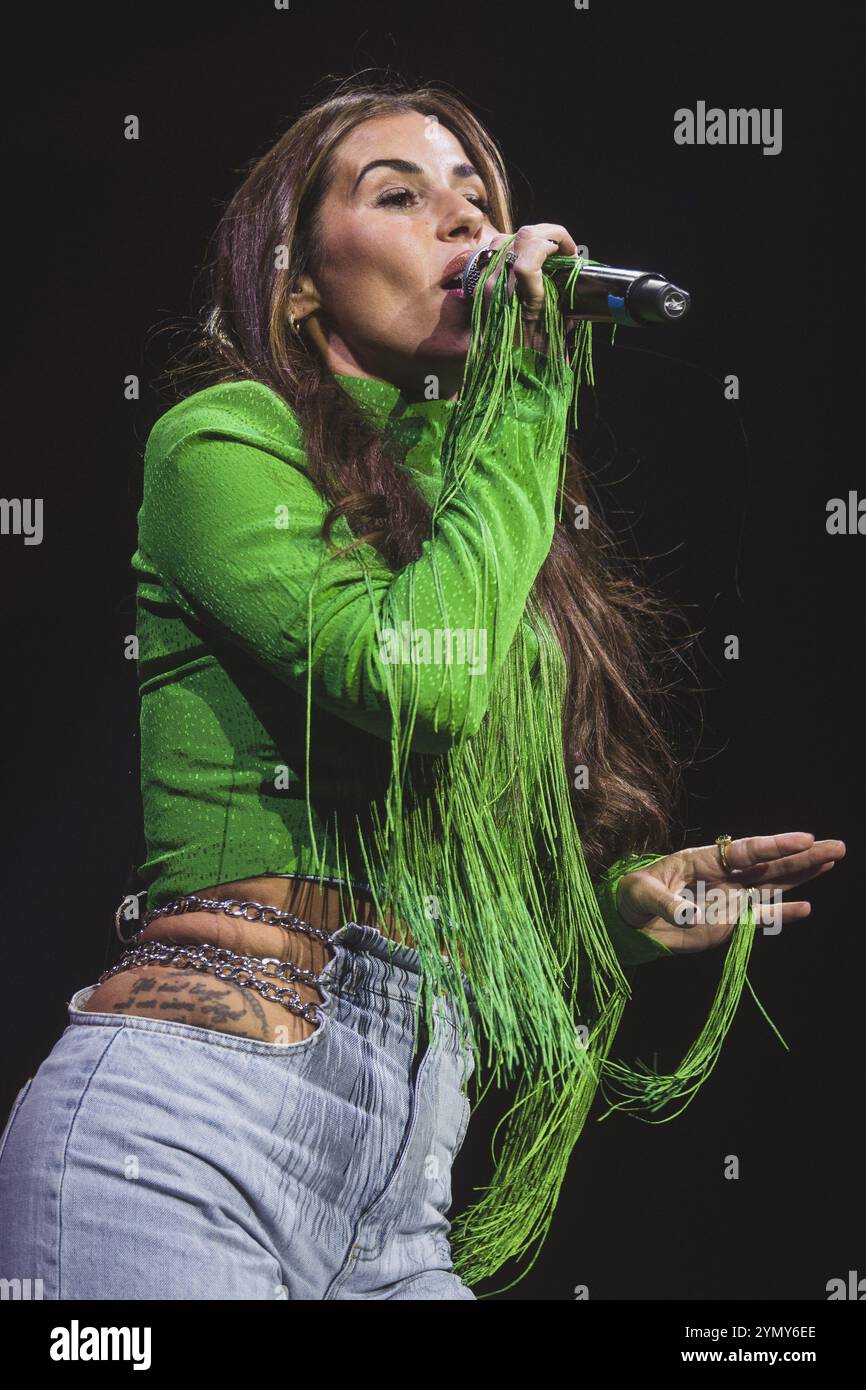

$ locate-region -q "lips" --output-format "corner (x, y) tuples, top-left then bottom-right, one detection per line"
(439, 250), (478, 289)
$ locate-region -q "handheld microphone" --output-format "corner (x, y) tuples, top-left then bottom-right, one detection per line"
(461, 248), (691, 328)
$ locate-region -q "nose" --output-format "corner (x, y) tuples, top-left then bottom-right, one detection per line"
(436, 189), (488, 243)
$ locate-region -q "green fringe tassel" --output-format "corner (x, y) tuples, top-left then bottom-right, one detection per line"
(301, 240), (786, 1295)
(596, 886), (790, 1124)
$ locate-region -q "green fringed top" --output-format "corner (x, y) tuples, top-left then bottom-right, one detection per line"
(134, 246), (770, 1294)
(134, 340), (665, 961)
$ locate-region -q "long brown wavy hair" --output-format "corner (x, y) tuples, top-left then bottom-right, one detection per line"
(155, 72), (701, 880)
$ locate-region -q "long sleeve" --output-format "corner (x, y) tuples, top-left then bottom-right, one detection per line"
(594, 852), (675, 966)
(138, 345), (571, 757)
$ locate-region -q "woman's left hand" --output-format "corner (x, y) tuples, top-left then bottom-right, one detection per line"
(616, 831), (846, 954)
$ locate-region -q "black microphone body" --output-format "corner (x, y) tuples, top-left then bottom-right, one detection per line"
(461, 250), (691, 328)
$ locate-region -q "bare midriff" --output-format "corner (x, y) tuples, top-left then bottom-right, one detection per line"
(79, 876), (436, 1046)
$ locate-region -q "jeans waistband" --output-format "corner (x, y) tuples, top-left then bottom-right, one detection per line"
(271, 876), (476, 1005)
(327, 920), (477, 1010)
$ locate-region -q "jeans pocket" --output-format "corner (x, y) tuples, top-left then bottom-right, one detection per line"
(69, 981), (336, 1058)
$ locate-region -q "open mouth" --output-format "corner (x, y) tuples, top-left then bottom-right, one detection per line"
(439, 248), (479, 296)
(441, 276), (467, 299)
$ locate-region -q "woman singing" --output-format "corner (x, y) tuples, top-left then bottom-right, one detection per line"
(0, 77), (844, 1301)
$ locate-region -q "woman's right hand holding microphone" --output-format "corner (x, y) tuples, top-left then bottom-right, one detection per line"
(479, 223), (583, 354)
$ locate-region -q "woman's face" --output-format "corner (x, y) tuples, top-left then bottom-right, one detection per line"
(296, 110), (501, 398)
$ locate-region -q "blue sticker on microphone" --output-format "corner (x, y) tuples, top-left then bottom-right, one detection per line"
(607, 294), (636, 327)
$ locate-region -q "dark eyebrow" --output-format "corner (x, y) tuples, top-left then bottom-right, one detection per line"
(352, 158), (483, 194)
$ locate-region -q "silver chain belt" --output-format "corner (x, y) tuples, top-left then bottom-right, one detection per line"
(126, 893), (336, 945)
(103, 893), (340, 1024)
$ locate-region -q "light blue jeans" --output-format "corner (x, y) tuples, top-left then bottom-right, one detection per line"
(0, 921), (478, 1299)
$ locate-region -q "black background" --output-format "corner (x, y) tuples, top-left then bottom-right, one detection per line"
(1, 0), (862, 1302)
